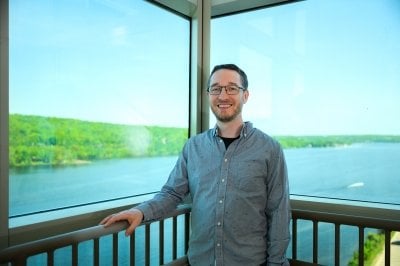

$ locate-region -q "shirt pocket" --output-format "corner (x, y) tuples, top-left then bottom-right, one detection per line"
(233, 160), (267, 192)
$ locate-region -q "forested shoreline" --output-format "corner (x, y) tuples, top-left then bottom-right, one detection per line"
(9, 114), (400, 168)
(10, 114), (187, 168)
(275, 134), (400, 148)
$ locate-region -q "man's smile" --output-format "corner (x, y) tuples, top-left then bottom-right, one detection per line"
(217, 103), (233, 108)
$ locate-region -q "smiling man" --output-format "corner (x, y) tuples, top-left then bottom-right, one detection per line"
(208, 65), (249, 125)
(101, 64), (291, 266)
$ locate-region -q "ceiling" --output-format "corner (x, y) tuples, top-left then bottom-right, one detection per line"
(151, 0), (295, 18)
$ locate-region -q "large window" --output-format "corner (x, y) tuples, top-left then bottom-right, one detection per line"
(211, 0), (400, 206)
(211, 1), (400, 263)
(1, 0), (398, 264)
(9, 0), (190, 225)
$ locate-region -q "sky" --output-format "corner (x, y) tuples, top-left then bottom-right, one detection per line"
(10, 0), (190, 128)
(9, 0), (400, 135)
(210, 0), (400, 135)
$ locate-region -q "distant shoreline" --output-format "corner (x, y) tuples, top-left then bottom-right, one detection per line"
(9, 114), (400, 168)
(275, 135), (400, 149)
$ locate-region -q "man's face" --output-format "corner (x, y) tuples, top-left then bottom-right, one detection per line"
(208, 69), (249, 123)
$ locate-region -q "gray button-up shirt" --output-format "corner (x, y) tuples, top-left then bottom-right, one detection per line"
(136, 122), (291, 266)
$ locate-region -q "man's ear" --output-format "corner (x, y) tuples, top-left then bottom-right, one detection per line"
(242, 89), (249, 103)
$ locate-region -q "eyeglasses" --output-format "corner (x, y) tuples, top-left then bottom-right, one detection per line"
(207, 85), (244, 95)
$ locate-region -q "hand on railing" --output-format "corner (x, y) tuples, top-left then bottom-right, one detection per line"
(100, 208), (144, 236)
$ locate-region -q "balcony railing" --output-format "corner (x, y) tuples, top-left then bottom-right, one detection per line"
(1, 201), (399, 266)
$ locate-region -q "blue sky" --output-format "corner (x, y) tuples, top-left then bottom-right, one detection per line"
(211, 0), (400, 135)
(10, 0), (190, 128)
(10, 0), (400, 135)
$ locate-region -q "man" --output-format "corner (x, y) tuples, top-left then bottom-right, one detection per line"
(101, 64), (291, 265)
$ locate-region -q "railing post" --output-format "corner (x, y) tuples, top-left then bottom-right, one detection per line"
(145, 224), (150, 266)
(159, 220), (165, 265)
(72, 243), (78, 265)
(130, 232), (135, 266)
(14, 257), (27, 266)
(334, 224), (340, 266)
(172, 216), (177, 260)
(47, 250), (54, 266)
(113, 233), (118, 266)
(358, 226), (364, 266)
(313, 221), (318, 264)
(291, 218), (297, 260)
(384, 230), (391, 266)
(94, 238), (99, 266)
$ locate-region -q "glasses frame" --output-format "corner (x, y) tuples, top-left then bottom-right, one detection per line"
(207, 84), (245, 95)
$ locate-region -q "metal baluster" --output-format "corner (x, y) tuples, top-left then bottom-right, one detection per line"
(313, 221), (318, 264)
(172, 216), (177, 260)
(145, 224), (150, 266)
(292, 218), (298, 260)
(72, 243), (78, 265)
(159, 220), (165, 265)
(384, 230), (391, 266)
(334, 224), (340, 266)
(94, 238), (99, 266)
(47, 250), (54, 266)
(358, 227), (364, 266)
(113, 233), (118, 266)
(130, 231), (135, 266)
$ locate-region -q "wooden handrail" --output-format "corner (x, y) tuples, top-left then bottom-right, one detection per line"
(0, 204), (192, 264)
(290, 203), (400, 266)
(1, 201), (399, 265)
(292, 208), (400, 231)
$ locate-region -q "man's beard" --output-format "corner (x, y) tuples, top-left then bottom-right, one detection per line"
(211, 103), (243, 123)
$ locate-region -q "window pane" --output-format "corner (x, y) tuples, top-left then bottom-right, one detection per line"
(211, 0), (400, 205)
(9, 0), (189, 221)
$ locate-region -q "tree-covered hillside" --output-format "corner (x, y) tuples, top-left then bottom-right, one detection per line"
(275, 135), (400, 149)
(9, 114), (400, 168)
(9, 114), (187, 167)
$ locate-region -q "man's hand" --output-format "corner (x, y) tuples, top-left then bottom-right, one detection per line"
(100, 208), (144, 236)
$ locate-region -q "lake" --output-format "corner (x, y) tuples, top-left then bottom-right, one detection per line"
(9, 143), (400, 265)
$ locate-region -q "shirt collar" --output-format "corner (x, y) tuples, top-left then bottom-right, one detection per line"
(212, 121), (252, 138)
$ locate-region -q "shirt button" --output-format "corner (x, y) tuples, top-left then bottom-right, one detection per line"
(217, 243), (221, 247)
(224, 158), (228, 162)
(220, 139), (223, 143)
(217, 222), (221, 226)
(221, 178), (225, 182)
(219, 200), (223, 204)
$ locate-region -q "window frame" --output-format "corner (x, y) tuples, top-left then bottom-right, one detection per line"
(12, 1), (190, 215)
(1, 0), (399, 250)
(0, 0), (9, 251)
(0, 0), (205, 246)
(211, 0), (400, 206)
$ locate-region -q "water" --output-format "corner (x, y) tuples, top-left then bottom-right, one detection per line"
(9, 143), (400, 265)
(10, 156), (179, 216)
(285, 143), (400, 204)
